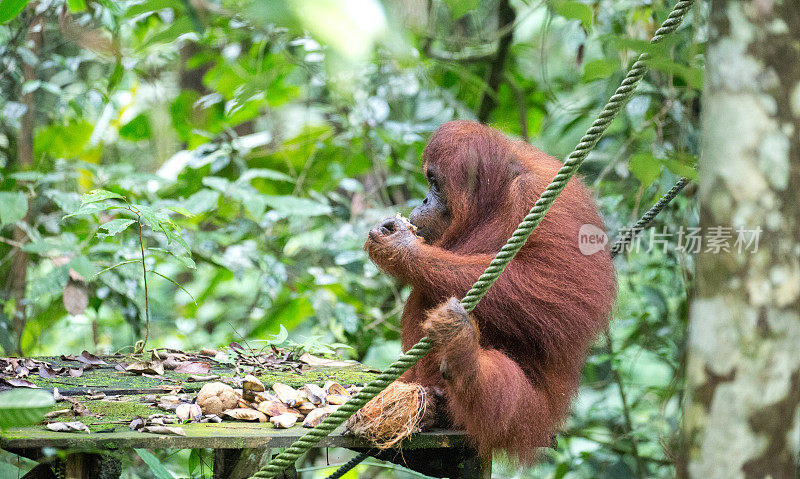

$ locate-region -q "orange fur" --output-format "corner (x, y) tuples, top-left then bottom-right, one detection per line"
(364, 121), (617, 462)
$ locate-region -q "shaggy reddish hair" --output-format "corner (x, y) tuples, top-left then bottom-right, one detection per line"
(368, 120), (616, 461)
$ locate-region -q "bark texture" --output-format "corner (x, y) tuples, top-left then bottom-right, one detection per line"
(682, 0), (800, 477)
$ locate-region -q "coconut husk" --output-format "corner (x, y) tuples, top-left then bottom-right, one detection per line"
(345, 381), (431, 449)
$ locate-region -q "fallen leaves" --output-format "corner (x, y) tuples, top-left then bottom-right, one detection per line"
(125, 361), (165, 376)
(46, 421), (90, 433)
(173, 361), (210, 374)
(299, 353), (356, 367)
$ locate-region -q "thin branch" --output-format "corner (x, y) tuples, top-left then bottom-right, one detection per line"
(136, 216), (150, 354)
(564, 428), (672, 467)
(0, 235), (26, 249)
(94, 259), (142, 276)
(147, 269), (198, 305)
(425, 45), (497, 63)
(605, 330), (647, 478)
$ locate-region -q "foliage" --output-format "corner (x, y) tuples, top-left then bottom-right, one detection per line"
(0, 389), (55, 429)
(0, 0), (703, 477)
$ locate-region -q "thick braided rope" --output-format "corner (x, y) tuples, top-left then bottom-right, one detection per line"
(610, 177), (690, 257)
(323, 452), (371, 479)
(249, 2), (693, 477)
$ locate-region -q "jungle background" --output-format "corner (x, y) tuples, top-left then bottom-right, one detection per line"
(0, 0), (703, 477)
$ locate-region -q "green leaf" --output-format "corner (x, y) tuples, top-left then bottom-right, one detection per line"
(182, 190), (220, 215)
(266, 324), (289, 345)
(63, 202), (116, 218)
(136, 204), (174, 235)
(662, 153), (699, 181)
(149, 248), (196, 269)
(0, 0), (30, 23)
(284, 229), (325, 256)
(444, 0), (479, 19)
(9, 171), (42, 182)
(29, 264), (70, 299)
(69, 256), (98, 280)
(135, 449), (175, 479)
(33, 120), (94, 160)
(125, 0), (177, 18)
(188, 449), (201, 475)
(46, 190), (81, 213)
(119, 113), (152, 140)
(629, 152), (661, 187)
(0, 389), (55, 430)
(552, 0), (593, 30)
(141, 16), (193, 50)
(582, 59), (617, 82)
(0, 461), (25, 478)
(66, 0), (86, 12)
(0, 191), (27, 226)
(238, 168), (295, 184)
(164, 228), (192, 256)
(166, 206), (194, 217)
(263, 196), (332, 217)
(97, 219), (136, 238)
(81, 189), (126, 206)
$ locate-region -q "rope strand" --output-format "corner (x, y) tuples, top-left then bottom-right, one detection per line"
(610, 177), (690, 257)
(249, 2), (694, 477)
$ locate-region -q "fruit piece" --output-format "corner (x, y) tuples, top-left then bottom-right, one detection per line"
(196, 382), (238, 416)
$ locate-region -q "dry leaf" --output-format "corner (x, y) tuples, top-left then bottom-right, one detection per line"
(296, 401), (316, 414)
(141, 425), (186, 436)
(223, 408), (268, 422)
(5, 378), (38, 388)
(129, 416), (146, 431)
(256, 400), (303, 418)
(272, 383), (299, 406)
(270, 413), (298, 428)
(77, 351), (107, 365)
(46, 421), (90, 433)
(303, 408), (331, 428)
(63, 280), (88, 316)
(300, 384), (326, 405)
(176, 403), (203, 422)
(326, 394), (349, 405)
(45, 409), (72, 419)
(325, 382), (350, 397)
(188, 374), (220, 382)
(299, 353), (355, 367)
(174, 361), (211, 374)
(125, 361), (165, 376)
(38, 365), (60, 379)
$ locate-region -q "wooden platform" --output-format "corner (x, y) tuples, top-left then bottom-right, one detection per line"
(0, 354), (485, 479)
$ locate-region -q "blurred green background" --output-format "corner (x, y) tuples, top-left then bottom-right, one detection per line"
(0, 0), (702, 476)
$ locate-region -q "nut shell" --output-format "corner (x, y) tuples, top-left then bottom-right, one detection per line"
(196, 382), (238, 416)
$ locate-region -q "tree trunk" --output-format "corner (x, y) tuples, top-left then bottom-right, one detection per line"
(476, 0), (515, 123)
(680, 0), (800, 477)
(9, 13), (43, 353)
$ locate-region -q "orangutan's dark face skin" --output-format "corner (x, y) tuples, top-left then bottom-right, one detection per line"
(408, 167), (450, 243)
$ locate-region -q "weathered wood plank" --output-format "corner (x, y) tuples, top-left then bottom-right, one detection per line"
(1, 355), (468, 461)
(1, 424), (467, 450)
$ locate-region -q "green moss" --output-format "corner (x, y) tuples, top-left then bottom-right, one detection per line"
(81, 399), (154, 419)
(26, 357), (378, 393)
(255, 365), (378, 388)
